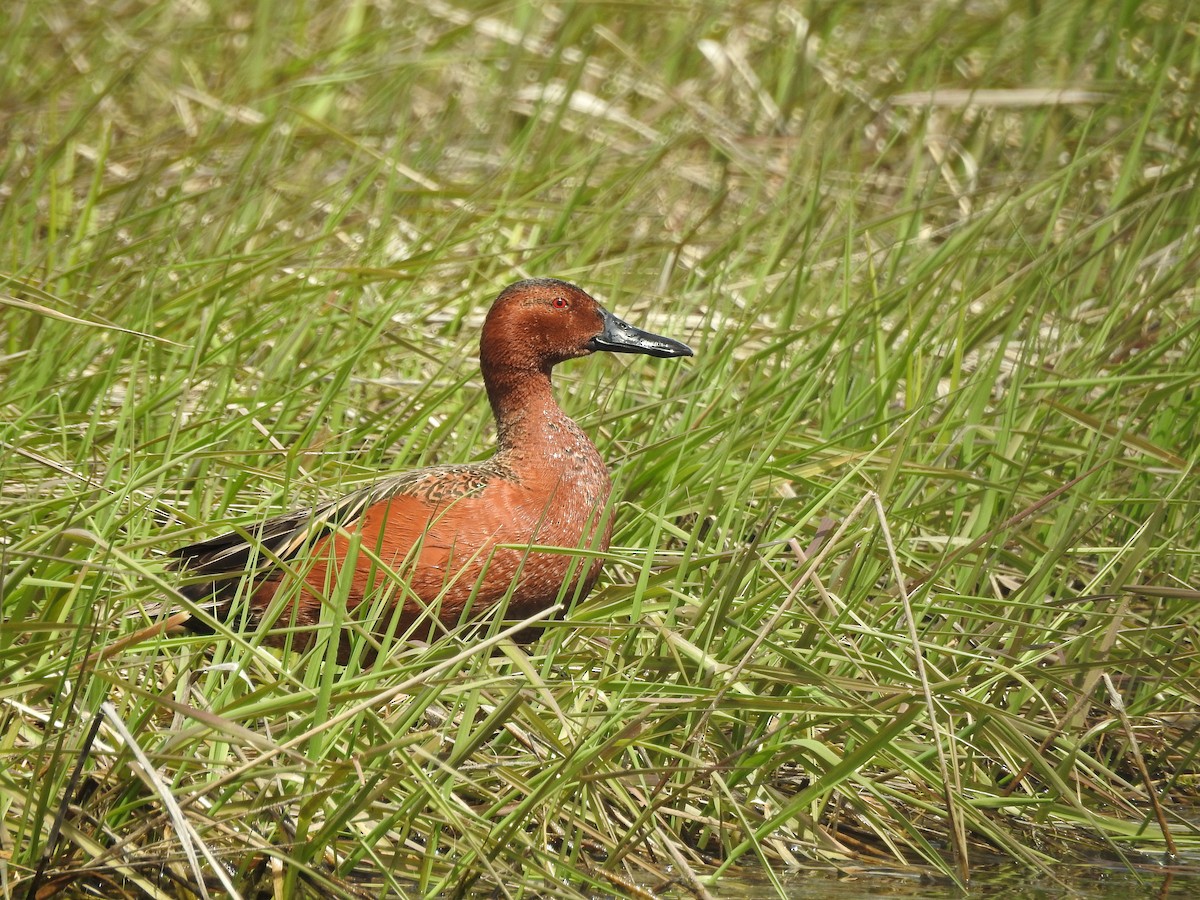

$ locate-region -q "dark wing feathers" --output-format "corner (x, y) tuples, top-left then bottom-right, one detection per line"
(167, 465), (495, 602)
(169, 476), (410, 600)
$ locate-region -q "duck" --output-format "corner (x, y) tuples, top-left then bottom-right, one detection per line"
(167, 278), (693, 655)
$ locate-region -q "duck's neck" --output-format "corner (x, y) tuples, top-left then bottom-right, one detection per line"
(485, 364), (596, 466)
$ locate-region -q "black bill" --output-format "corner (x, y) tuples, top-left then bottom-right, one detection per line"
(586, 307), (694, 359)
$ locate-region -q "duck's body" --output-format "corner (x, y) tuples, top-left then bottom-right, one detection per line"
(170, 279), (691, 650)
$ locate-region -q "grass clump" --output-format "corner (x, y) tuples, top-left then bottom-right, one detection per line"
(2, 1), (1199, 897)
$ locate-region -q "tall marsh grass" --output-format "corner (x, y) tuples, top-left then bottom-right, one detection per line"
(2, 1), (1198, 896)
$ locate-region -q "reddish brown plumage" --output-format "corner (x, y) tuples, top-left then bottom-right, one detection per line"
(170, 278), (692, 653)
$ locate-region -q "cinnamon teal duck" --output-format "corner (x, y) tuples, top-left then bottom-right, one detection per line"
(168, 278), (693, 653)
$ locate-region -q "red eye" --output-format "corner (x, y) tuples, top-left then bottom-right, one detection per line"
(552, 296), (569, 309)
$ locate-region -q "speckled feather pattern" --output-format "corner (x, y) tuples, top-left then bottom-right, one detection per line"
(169, 278), (691, 653)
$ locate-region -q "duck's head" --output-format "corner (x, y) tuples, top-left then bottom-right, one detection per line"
(481, 278), (693, 374)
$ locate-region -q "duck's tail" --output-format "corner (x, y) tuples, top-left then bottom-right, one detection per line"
(94, 475), (420, 664)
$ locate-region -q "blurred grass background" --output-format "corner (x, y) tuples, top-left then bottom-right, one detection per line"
(2, 1), (1198, 897)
